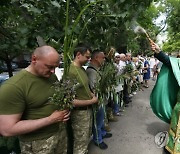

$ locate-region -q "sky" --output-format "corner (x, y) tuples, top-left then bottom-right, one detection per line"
(154, 13), (167, 46)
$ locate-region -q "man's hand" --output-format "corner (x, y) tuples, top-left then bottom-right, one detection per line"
(151, 42), (161, 53)
(0, 110), (70, 136)
(49, 110), (70, 123)
(91, 96), (98, 104)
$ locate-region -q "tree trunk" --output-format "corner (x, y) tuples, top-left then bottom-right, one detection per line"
(6, 60), (13, 77)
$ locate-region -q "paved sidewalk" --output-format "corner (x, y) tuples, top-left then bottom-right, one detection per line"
(88, 80), (169, 154)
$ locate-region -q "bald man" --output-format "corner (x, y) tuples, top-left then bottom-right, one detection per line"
(0, 46), (70, 154)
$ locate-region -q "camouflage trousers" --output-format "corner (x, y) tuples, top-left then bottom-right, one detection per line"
(71, 108), (92, 154)
(20, 123), (67, 154)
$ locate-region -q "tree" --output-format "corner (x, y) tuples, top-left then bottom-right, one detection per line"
(0, 3), (29, 76)
(126, 2), (162, 56)
(160, 0), (180, 53)
(0, 0), (158, 77)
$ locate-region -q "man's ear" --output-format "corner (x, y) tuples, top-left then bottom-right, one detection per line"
(31, 54), (37, 64)
(76, 52), (82, 58)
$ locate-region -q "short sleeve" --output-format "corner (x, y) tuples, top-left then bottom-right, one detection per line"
(0, 83), (25, 114)
(86, 68), (97, 91)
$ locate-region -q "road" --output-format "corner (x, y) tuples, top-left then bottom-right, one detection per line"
(88, 80), (169, 154)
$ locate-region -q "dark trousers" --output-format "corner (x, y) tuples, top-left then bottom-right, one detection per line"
(123, 82), (130, 104)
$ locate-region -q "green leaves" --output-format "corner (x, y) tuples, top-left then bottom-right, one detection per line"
(157, 0), (180, 53)
(120, 0), (125, 3)
(96, 61), (119, 97)
(124, 64), (134, 74)
(51, 1), (61, 8)
(0, 0), (159, 77)
(21, 3), (41, 14)
(49, 77), (78, 110)
(19, 27), (29, 34)
(0, 136), (20, 153)
(20, 38), (28, 46)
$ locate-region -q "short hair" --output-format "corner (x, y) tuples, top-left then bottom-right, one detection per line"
(74, 43), (92, 57)
(33, 45), (58, 58)
(91, 49), (103, 59)
(126, 52), (131, 56)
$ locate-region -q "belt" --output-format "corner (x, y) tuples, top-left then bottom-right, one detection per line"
(74, 106), (92, 110)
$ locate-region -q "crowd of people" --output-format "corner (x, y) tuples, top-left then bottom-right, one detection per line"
(0, 42), (179, 154)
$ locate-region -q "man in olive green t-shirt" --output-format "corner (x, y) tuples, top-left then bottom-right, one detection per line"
(0, 46), (70, 154)
(68, 45), (98, 154)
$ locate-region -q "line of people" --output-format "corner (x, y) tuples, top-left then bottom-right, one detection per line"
(0, 43), (164, 154)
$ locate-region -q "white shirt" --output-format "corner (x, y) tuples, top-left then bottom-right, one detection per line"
(149, 58), (156, 69)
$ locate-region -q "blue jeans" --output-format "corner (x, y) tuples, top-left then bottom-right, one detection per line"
(113, 92), (120, 114)
(92, 106), (106, 144)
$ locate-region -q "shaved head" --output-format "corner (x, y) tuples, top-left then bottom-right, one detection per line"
(119, 53), (126, 61)
(120, 53), (125, 58)
(29, 45), (60, 78)
(33, 46), (59, 59)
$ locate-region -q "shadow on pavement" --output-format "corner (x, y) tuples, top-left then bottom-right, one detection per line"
(146, 122), (169, 136)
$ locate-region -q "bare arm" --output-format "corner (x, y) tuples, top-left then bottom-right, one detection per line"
(150, 42), (161, 54)
(0, 110), (70, 137)
(73, 96), (98, 107)
(150, 42), (171, 67)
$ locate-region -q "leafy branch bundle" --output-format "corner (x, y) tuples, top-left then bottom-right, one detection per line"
(49, 76), (78, 110)
(95, 62), (123, 103)
(123, 64), (133, 74)
(123, 64), (139, 81)
(0, 136), (20, 153)
(136, 62), (142, 70)
(123, 64), (134, 79)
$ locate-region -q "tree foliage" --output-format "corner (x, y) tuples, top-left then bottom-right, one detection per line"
(160, 0), (180, 53)
(0, 0), (162, 76)
(127, 3), (161, 56)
